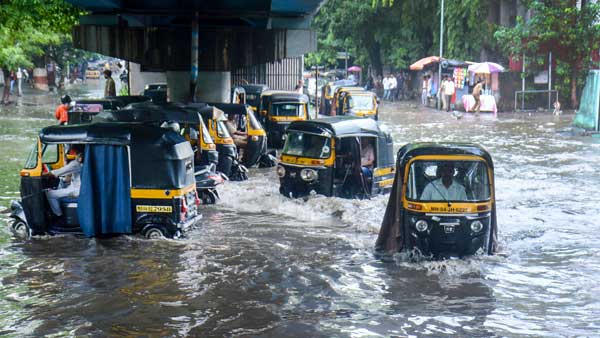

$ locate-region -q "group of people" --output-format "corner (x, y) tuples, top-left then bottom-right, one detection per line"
(439, 75), (456, 112)
(1, 68), (29, 104)
(420, 74), (484, 114)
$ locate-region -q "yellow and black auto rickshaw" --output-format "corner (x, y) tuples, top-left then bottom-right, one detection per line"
(186, 103), (249, 181)
(259, 91), (310, 148)
(240, 83), (269, 112)
(98, 103), (226, 204)
(208, 102), (276, 168)
(68, 96), (151, 124)
(278, 117), (395, 199)
(9, 123), (201, 239)
(320, 79), (358, 116)
(336, 90), (379, 120)
(375, 143), (498, 258)
(332, 86), (372, 116)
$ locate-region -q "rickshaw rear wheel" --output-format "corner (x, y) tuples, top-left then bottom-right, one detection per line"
(142, 225), (168, 239)
(11, 220), (31, 239)
(200, 190), (217, 205)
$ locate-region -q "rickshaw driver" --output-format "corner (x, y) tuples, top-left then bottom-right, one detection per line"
(420, 162), (467, 201)
(43, 146), (84, 217)
(224, 114), (248, 149)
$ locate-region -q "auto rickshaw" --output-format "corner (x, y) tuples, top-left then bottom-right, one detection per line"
(98, 103), (225, 204)
(278, 117), (395, 199)
(240, 84), (269, 112)
(8, 123), (202, 239)
(68, 96), (151, 124)
(332, 86), (367, 116)
(208, 102), (276, 168)
(230, 86), (246, 104)
(185, 103), (248, 181)
(338, 90), (379, 120)
(375, 143), (498, 258)
(143, 83), (168, 103)
(320, 79), (357, 116)
(259, 91), (310, 148)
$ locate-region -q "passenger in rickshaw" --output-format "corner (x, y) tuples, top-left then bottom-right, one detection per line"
(43, 145), (84, 217)
(224, 114), (248, 151)
(420, 162), (467, 201)
(360, 137), (375, 179)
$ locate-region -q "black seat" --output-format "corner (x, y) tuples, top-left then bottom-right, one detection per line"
(59, 197), (79, 226)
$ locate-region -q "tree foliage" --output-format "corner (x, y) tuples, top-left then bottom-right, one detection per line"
(307, 0), (493, 77)
(494, 0), (600, 107)
(0, 0), (82, 70)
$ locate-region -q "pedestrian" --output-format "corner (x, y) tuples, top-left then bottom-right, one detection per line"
(395, 73), (404, 101)
(382, 74), (391, 101)
(55, 95), (71, 125)
(294, 79), (304, 94)
(427, 75), (433, 103)
(440, 76), (448, 111)
(81, 61), (88, 83)
(421, 75), (428, 106)
(389, 74), (397, 102)
(365, 75), (374, 91)
(16, 67), (23, 97)
(9, 70), (16, 95)
(1, 69), (10, 104)
(103, 69), (116, 97)
(471, 79), (484, 114)
(444, 76), (455, 112)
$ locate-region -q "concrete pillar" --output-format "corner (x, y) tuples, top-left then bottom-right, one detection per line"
(194, 71), (231, 103)
(128, 62), (166, 95)
(166, 71), (190, 103)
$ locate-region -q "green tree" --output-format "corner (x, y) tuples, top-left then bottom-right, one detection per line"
(0, 0), (82, 87)
(495, 0), (600, 107)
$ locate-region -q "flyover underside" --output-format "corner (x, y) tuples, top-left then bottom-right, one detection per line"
(73, 25), (315, 72)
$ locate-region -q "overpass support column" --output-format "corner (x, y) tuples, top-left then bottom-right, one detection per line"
(194, 71), (231, 103)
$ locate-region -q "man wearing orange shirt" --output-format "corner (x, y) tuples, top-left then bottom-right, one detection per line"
(55, 95), (71, 125)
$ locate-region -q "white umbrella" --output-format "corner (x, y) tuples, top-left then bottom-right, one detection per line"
(467, 62), (504, 74)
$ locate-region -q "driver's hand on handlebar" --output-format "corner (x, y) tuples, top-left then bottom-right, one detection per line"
(42, 171), (55, 178)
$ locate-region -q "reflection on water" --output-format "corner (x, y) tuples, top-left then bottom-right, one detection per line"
(1, 90), (600, 336)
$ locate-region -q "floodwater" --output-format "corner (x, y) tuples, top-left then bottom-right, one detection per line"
(1, 84), (600, 337)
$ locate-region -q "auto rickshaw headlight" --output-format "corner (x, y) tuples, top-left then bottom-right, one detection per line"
(276, 165), (286, 178)
(470, 220), (484, 233)
(251, 135), (259, 141)
(415, 220), (428, 232)
(300, 168), (318, 182)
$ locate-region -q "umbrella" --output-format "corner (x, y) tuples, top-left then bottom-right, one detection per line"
(409, 56), (441, 71)
(348, 65), (362, 72)
(467, 62), (504, 74)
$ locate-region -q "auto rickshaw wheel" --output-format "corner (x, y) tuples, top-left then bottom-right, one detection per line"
(11, 219), (30, 239)
(200, 190), (218, 205)
(142, 225), (168, 239)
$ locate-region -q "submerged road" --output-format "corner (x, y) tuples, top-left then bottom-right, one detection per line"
(1, 84), (599, 337)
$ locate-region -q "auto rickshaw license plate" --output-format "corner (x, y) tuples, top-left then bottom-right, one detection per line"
(443, 224), (456, 233)
(136, 205), (172, 213)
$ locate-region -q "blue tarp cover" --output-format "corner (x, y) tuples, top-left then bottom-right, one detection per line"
(78, 145), (132, 236)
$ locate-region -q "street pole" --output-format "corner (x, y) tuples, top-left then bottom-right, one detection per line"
(548, 51), (552, 111)
(437, 0), (444, 110)
(315, 67), (319, 116)
(345, 50), (348, 79)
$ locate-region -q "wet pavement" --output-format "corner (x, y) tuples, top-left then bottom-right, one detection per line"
(1, 84), (600, 337)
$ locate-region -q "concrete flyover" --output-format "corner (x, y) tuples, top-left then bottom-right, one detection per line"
(66, 0), (324, 101)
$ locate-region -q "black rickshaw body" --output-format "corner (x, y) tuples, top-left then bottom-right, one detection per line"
(98, 102), (220, 168)
(240, 84), (269, 112)
(143, 83), (168, 103)
(375, 143), (498, 258)
(12, 123), (201, 238)
(207, 102), (268, 167)
(67, 98), (120, 124)
(260, 91), (310, 148)
(278, 117), (394, 199)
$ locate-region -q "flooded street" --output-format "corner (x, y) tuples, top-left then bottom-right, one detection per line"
(1, 85), (600, 337)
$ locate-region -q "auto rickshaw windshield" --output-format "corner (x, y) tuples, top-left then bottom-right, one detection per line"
(406, 160), (491, 202)
(216, 121), (232, 138)
(272, 103), (304, 117)
(247, 110), (263, 130)
(349, 95), (374, 110)
(201, 123), (213, 143)
(283, 132), (331, 159)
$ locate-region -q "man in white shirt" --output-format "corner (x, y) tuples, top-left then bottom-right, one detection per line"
(420, 162), (467, 201)
(44, 149), (84, 216)
(16, 67), (23, 97)
(382, 75), (391, 101)
(444, 76), (456, 112)
(388, 75), (397, 102)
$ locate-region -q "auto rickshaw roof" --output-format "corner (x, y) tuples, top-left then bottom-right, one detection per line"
(39, 122), (189, 149)
(287, 116), (382, 137)
(336, 86), (365, 93)
(396, 142), (494, 169)
(103, 106), (204, 124)
(269, 92), (309, 103)
(241, 84), (269, 94)
(204, 103), (251, 116)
